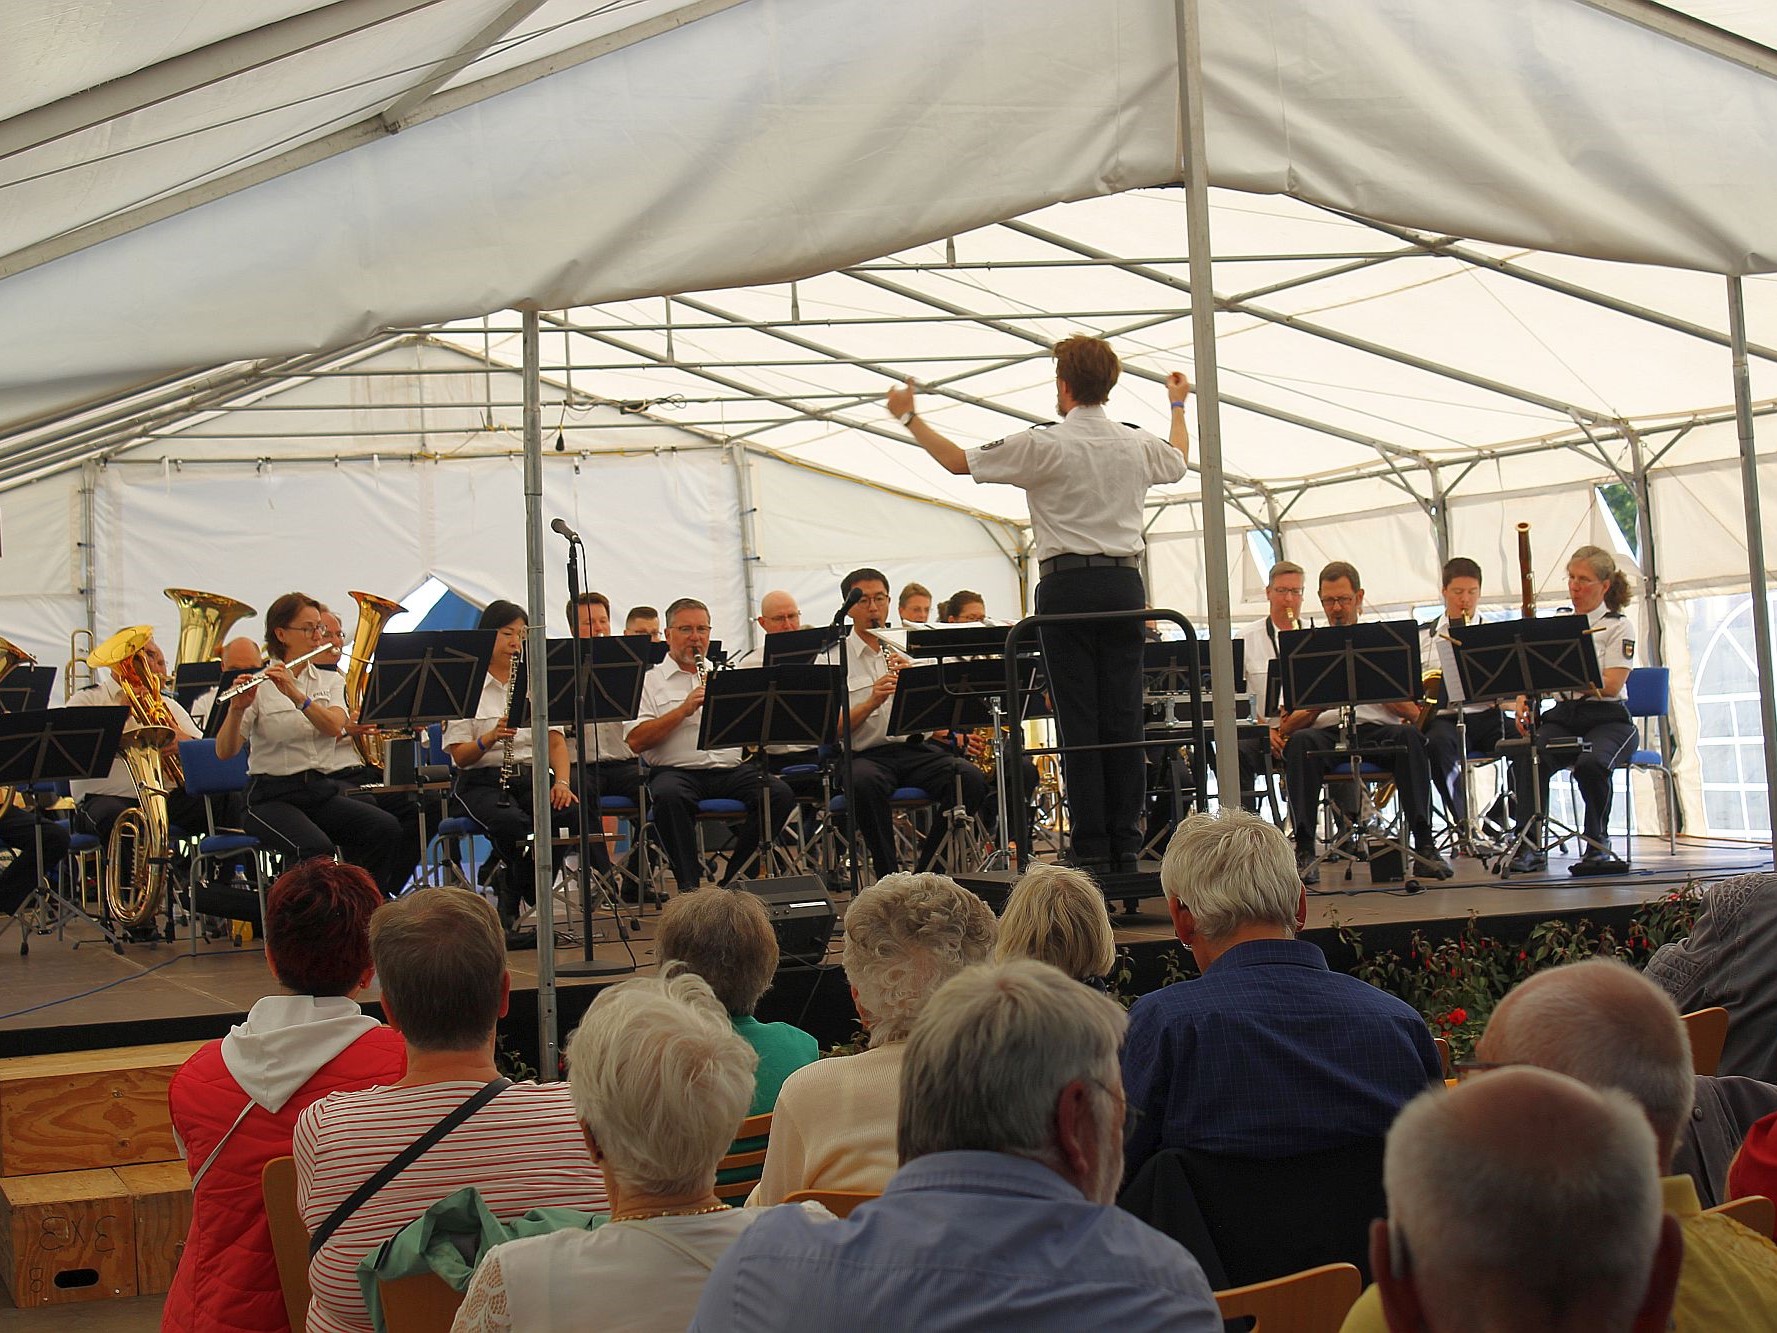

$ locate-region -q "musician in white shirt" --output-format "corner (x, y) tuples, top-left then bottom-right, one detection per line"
(626, 598), (792, 893)
(1418, 558), (1505, 828)
(1234, 561), (1305, 812)
(443, 600), (578, 926)
(216, 593), (406, 897)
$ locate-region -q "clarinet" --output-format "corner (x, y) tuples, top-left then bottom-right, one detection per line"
(498, 643), (521, 789)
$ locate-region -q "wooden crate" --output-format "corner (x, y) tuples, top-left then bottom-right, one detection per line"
(118, 1161), (192, 1296)
(0, 1041), (201, 1176)
(0, 1168), (136, 1307)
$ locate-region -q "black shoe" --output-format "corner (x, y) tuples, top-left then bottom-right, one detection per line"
(1569, 847), (1628, 877)
(1296, 850), (1320, 887)
(1506, 846), (1548, 874)
(1412, 834), (1454, 881)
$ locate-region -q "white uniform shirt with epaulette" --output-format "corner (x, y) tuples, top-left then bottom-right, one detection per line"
(1238, 616), (1287, 724)
(65, 677), (200, 799)
(628, 658), (741, 771)
(238, 662), (341, 776)
(965, 404), (1186, 563)
(444, 673), (566, 771)
(1570, 604), (1635, 701)
(820, 629), (905, 753)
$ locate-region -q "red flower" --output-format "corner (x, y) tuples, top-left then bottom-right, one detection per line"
(1448, 1007), (1468, 1025)
(1518, 950), (1528, 961)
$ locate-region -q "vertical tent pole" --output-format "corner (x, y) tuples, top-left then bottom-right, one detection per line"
(522, 306), (561, 1076)
(1175, 0), (1241, 805)
(1727, 276), (1777, 850)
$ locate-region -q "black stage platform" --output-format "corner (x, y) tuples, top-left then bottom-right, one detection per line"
(2, 837), (1768, 1069)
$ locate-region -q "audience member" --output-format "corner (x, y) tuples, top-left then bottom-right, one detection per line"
(694, 960), (1221, 1331)
(454, 971), (816, 1331)
(657, 889), (819, 1114)
(296, 889), (605, 1333)
(993, 862), (1117, 989)
(1364, 1068), (1682, 1333)
(1647, 871), (1777, 1082)
(165, 861), (406, 1333)
(1122, 809), (1441, 1174)
(1342, 957), (1777, 1332)
(749, 873), (995, 1204)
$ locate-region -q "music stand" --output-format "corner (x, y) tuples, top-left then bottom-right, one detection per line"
(1278, 621), (1424, 887)
(557, 634), (659, 974)
(358, 631), (496, 890)
(0, 706), (129, 955)
(173, 662), (220, 713)
(698, 665), (843, 877)
(0, 666), (56, 714)
(1449, 615), (1603, 872)
(761, 627), (839, 666)
(202, 669), (252, 738)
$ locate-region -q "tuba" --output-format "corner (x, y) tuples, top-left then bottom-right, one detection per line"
(0, 637), (37, 813)
(342, 590), (406, 768)
(165, 588), (256, 667)
(87, 626), (182, 929)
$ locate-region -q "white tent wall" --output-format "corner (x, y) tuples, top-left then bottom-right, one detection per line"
(1144, 519), (1257, 624)
(0, 467), (83, 667)
(742, 452), (1022, 648)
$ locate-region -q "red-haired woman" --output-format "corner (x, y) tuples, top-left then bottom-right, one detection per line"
(163, 860), (406, 1333)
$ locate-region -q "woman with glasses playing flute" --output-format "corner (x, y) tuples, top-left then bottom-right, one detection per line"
(216, 592), (406, 896)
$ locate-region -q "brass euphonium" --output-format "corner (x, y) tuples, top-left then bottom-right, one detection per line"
(0, 637), (37, 813)
(87, 626), (182, 928)
(165, 588), (256, 667)
(342, 590), (407, 768)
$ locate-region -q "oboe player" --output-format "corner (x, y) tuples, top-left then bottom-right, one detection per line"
(888, 336), (1189, 876)
(442, 600), (577, 927)
(216, 592), (405, 897)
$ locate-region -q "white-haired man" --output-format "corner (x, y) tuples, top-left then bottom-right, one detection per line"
(694, 959), (1221, 1331)
(1122, 809), (1441, 1178)
(1366, 1067), (1682, 1333)
(1341, 956), (1777, 1332)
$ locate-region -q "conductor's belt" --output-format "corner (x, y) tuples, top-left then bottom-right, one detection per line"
(1038, 553), (1140, 576)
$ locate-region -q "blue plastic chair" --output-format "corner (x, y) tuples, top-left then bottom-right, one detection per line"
(1623, 667), (1678, 855)
(178, 739), (268, 951)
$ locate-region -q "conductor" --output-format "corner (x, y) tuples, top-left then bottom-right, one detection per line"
(887, 335), (1190, 874)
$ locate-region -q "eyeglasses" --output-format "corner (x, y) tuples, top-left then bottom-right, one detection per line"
(668, 624), (711, 635)
(854, 593), (891, 606)
(1087, 1077), (1142, 1137)
(1269, 586), (1305, 597)
(287, 621), (325, 636)
(1321, 595), (1358, 608)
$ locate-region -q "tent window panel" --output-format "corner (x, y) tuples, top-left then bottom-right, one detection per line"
(1688, 592), (1774, 837)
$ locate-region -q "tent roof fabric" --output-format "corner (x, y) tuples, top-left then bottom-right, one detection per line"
(0, 0), (1774, 577)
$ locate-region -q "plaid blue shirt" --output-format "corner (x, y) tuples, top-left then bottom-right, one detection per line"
(1122, 938), (1442, 1169)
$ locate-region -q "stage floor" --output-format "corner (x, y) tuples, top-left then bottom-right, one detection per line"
(1, 835), (1767, 1059)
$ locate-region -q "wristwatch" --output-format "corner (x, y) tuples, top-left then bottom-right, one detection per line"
(896, 410), (915, 426)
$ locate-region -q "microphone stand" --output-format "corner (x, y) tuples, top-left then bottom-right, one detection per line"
(833, 601), (862, 898)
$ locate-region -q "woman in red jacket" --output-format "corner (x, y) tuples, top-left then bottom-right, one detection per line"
(164, 859), (407, 1332)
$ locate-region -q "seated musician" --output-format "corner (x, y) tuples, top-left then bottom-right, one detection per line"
(216, 593), (406, 897)
(828, 568), (988, 882)
(731, 590), (826, 797)
(940, 590), (987, 624)
(566, 591), (650, 894)
(1420, 558), (1506, 833)
(1504, 545), (1639, 876)
(898, 582), (933, 626)
(442, 600), (578, 925)
(624, 605), (661, 640)
(187, 637), (263, 732)
(1234, 561), (1304, 812)
(67, 630), (218, 844)
(1277, 561), (1452, 885)
(933, 589), (1040, 856)
(313, 607), (433, 876)
(626, 598), (792, 893)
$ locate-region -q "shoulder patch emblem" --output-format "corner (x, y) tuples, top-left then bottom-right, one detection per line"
(1624, 639), (1636, 660)
(980, 437), (1006, 451)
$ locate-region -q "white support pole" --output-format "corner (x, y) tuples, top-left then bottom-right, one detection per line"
(522, 307), (561, 1076)
(1727, 277), (1777, 850)
(1175, 0), (1241, 805)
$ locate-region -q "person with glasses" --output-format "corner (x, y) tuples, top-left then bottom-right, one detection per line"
(217, 591), (406, 896)
(626, 597), (793, 894)
(1235, 560), (1307, 814)
(826, 567), (988, 883)
(1275, 561), (1451, 884)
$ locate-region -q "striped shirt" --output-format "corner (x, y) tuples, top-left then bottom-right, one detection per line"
(294, 1079), (605, 1333)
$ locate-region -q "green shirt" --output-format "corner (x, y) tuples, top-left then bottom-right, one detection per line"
(719, 1015), (821, 1189)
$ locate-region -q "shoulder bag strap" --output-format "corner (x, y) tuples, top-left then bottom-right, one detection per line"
(307, 1077), (511, 1259)
(189, 1098), (256, 1191)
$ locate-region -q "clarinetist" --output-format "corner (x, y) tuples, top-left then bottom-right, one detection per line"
(443, 599), (577, 928)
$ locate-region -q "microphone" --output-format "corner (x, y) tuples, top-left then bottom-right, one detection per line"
(833, 586), (864, 624)
(550, 518), (581, 543)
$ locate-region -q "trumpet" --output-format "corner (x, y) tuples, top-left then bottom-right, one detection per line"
(216, 643), (338, 701)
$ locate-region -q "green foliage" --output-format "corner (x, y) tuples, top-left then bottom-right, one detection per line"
(495, 1034), (539, 1083)
(1337, 884), (1701, 1061)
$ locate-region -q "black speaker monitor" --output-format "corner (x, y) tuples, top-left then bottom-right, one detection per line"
(732, 876), (837, 964)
